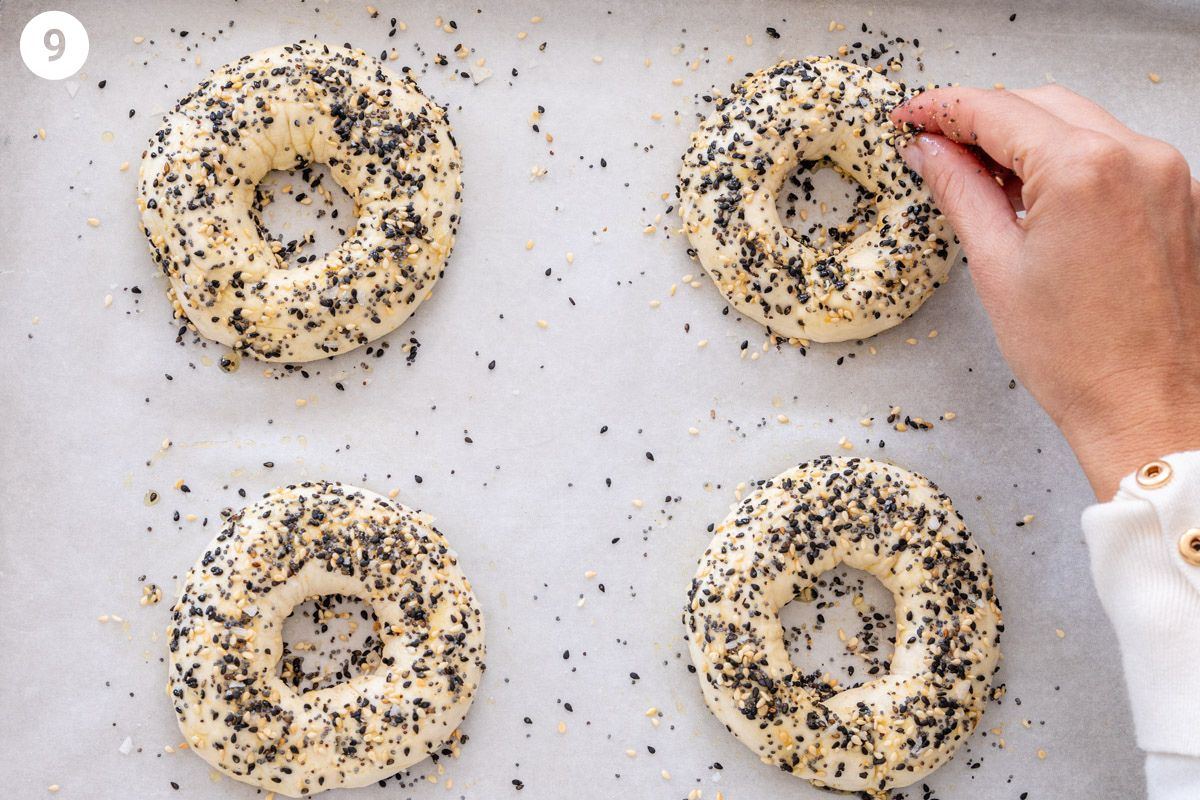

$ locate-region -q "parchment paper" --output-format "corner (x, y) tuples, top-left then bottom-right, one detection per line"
(2, 1), (1198, 797)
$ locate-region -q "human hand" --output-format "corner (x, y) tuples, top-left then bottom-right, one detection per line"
(891, 86), (1200, 500)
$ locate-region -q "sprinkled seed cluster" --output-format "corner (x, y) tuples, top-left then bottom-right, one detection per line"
(678, 57), (958, 342)
(139, 41), (462, 363)
(168, 482), (485, 797)
(684, 456), (1001, 795)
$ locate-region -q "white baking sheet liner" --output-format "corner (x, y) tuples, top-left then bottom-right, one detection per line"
(3, 0), (1198, 797)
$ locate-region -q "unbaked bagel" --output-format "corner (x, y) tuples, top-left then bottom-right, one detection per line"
(168, 482), (485, 797)
(684, 456), (1001, 795)
(139, 41), (462, 362)
(678, 57), (958, 342)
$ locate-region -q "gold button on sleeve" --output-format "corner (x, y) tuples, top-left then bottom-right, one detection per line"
(1136, 459), (1173, 489)
(1180, 529), (1200, 566)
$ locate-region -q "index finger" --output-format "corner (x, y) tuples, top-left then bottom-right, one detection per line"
(891, 87), (1074, 182)
(1015, 86), (1130, 133)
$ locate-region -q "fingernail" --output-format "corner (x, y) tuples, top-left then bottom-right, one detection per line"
(900, 133), (941, 175)
(899, 137), (926, 174)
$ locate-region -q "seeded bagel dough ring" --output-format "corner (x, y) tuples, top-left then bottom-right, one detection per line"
(678, 57), (958, 342)
(684, 456), (1001, 795)
(168, 482), (486, 797)
(139, 41), (462, 362)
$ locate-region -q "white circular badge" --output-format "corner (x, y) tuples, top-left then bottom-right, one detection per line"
(20, 11), (89, 81)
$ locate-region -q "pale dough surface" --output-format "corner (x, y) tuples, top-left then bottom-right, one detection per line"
(679, 57), (958, 342)
(685, 456), (1001, 794)
(139, 41), (462, 363)
(168, 482), (486, 797)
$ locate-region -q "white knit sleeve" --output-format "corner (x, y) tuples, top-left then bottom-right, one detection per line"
(1081, 449), (1200, 797)
(1146, 754), (1200, 800)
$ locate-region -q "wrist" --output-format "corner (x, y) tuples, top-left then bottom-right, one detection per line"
(1056, 375), (1200, 500)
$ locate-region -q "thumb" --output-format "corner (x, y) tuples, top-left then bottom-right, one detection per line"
(900, 133), (1024, 283)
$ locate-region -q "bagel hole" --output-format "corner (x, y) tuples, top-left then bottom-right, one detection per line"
(775, 159), (878, 255)
(255, 163), (356, 269)
(278, 593), (384, 693)
(779, 565), (896, 691)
